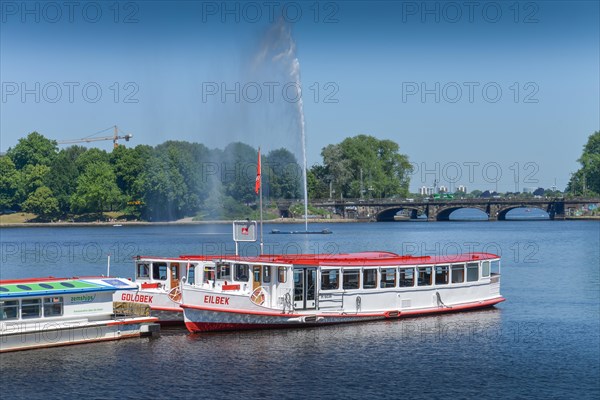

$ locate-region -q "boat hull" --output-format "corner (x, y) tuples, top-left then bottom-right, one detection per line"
(182, 297), (505, 333)
(0, 317), (158, 353)
(115, 289), (184, 325)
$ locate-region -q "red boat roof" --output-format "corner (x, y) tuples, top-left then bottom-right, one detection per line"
(137, 252), (499, 267)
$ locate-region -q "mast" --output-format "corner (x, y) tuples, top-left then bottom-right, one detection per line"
(258, 148), (264, 255)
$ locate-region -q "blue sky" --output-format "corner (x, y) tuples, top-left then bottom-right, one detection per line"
(1, 1), (598, 192)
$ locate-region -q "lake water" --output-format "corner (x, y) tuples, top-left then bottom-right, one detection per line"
(1, 221), (598, 399)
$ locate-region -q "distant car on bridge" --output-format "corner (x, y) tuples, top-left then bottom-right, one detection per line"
(433, 193), (454, 200)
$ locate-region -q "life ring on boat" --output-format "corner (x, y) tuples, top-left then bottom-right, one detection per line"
(168, 286), (182, 303)
(250, 286), (266, 306)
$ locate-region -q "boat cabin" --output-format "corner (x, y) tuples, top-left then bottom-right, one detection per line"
(134, 257), (183, 292)
(181, 252), (501, 313)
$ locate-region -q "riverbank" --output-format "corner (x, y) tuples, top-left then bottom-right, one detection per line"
(1, 216), (598, 228)
(0, 217), (364, 228)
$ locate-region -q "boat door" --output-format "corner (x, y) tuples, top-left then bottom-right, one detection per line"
(252, 265), (262, 291)
(293, 267), (317, 310)
(170, 263), (180, 289)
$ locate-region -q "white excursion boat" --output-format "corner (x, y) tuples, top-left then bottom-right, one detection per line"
(113, 256), (188, 325)
(0, 277), (159, 352)
(176, 251), (504, 332)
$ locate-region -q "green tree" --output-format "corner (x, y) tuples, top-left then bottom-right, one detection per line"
(22, 186), (60, 220)
(567, 131), (600, 195)
(153, 141), (211, 215)
(138, 151), (188, 221)
(75, 148), (110, 173)
(110, 145), (152, 197)
(7, 132), (57, 169)
(220, 142), (259, 204)
(265, 148), (301, 199)
(322, 135), (412, 198)
(307, 164), (330, 199)
(16, 164), (51, 205)
(0, 157), (19, 210)
(44, 146), (87, 214)
(70, 162), (123, 214)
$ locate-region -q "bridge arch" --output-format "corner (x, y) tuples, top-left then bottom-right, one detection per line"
(436, 206), (488, 221)
(497, 206), (550, 220)
(376, 207), (421, 222)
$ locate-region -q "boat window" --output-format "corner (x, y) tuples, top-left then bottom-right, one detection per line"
(43, 297), (63, 317)
(137, 263), (150, 278)
(363, 269), (377, 289)
(171, 263), (180, 279)
(451, 264), (465, 283)
(187, 266), (196, 284)
(217, 263), (232, 280)
(40, 283), (54, 289)
(277, 266), (287, 283)
(380, 268), (396, 288)
(435, 265), (449, 285)
(262, 266), (272, 283)
(153, 263), (168, 281)
(234, 264), (249, 282)
(399, 268), (414, 287)
(482, 261), (490, 277)
(343, 269), (360, 290)
(467, 262), (479, 282)
(60, 282), (74, 288)
(321, 269), (339, 290)
(253, 266), (261, 283)
(491, 260), (500, 275)
(21, 298), (41, 319)
(0, 300), (19, 320)
(203, 265), (215, 282)
(17, 285), (32, 290)
(418, 267), (432, 286)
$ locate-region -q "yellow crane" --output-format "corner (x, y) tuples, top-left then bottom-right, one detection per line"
(57, 126), (133, 149)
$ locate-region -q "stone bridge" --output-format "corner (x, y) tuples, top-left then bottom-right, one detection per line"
(276, 198), (599, 222)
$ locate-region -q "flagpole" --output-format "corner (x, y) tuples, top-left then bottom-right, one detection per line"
(258, 148), (264, 255)
(259, 175), (263, 255)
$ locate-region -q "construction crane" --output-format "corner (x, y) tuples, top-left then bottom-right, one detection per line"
(57, 125), (133, 149)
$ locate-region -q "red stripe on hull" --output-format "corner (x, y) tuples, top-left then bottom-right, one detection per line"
(186, 321), (301, 332)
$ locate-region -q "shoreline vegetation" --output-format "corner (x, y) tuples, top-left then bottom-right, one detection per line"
(2, 131), (598, 224)
(1, 215), (599, 228)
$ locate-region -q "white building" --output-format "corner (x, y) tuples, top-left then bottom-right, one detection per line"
(420, 186), (435, 195)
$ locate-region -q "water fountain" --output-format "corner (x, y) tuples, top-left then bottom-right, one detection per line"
(255, 20), (330, 234)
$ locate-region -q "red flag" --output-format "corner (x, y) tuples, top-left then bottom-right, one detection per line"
(255, 148), (261, 194)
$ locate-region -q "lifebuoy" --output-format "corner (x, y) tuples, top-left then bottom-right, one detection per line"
(250, 286), (266, 306)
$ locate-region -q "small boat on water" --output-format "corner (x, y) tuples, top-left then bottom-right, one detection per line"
(176, 251), (504, 332)
(0, 277), (159, 352)
(271, 228), (332, 234)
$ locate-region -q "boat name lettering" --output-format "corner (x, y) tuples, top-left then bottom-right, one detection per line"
(204, 295), (230, 305)
(121, 293), (154, 303)
(70, 295), (96, 303)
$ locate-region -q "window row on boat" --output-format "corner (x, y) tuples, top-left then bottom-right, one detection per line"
(187, 263), (288, 284)
(181, 260), (499, 290)
(1, 297), (63, 321)
(320, 261), (497, 291)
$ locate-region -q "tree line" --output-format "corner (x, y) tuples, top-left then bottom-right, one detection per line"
(567, 131), (600, 196)
(0, 133), (413, 221)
